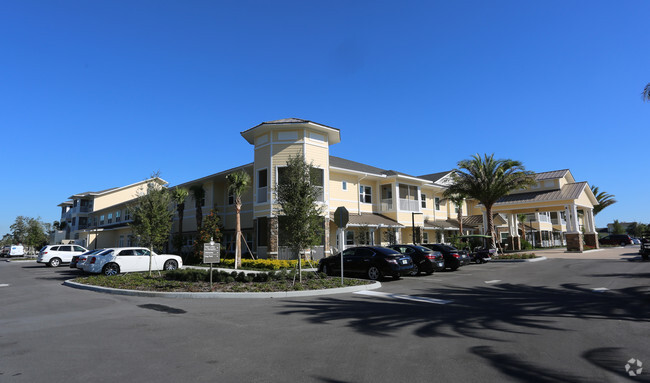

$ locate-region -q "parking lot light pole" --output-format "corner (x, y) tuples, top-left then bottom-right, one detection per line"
(412, 212), (423, 245)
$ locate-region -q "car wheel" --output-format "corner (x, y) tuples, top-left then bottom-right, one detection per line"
(164, 260), (178, 271)
(620, 241), (626, 246)
(48, 258), (61, 268)
(322, 264), (331, 276)
(425, 271), (433, 275)
(367, 266), (381, 281)
(409, 264), (420, 276)
(102, 263), (120, 276)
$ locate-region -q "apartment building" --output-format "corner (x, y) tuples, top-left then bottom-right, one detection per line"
(56, 118), (599, 255)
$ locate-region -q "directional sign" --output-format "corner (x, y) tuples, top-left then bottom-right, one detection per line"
(334, 206), (349, 228)
(203, 243), (221, 263)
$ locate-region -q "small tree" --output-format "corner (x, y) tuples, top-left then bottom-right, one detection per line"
(190, 208), (224, 264)
(226, 170), (252, 269)
(611, 220), (626, 235)
(10, 216), (30, 244)
(275, 155), (325, 282)
(130, 177), (175, 275)
(25, 217), (48, 254)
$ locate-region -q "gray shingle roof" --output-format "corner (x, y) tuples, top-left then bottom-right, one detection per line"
(329, 156), (388, 175)
(419, 171), (453, 183)
(495, 182), (587, 205)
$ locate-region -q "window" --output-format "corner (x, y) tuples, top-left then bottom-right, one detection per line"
(115, 210), (121, 222)
(277, 131), (298, 141)
(345, 231), (355, 245)
(72, 217), (76, 226)
(119, 235), (124, 247)
(360, 185), (372, 204)
(100, 215), (105, 225)
(342, 181), (347, 191)
(311, 168), (324, 202)
(124, 209), (130, 221)
(434, 197), (441, 211)
(422, 232), (429, 243)
(60, 245), (72, 252)
(107, 213), (113, 224)
(257, 169), (268, 203)
(228, 190), (234, 205)
(421, 194), (426, 208)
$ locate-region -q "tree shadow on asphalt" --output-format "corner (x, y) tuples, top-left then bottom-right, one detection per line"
(469, 346), (646, 383)
(278, 283), (649, 340)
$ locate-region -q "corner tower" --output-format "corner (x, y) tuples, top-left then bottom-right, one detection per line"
(240, 118), (340, 259)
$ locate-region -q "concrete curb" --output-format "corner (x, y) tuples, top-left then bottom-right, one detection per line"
(63, 279), (382, 299)
(183, 266), (319, 274)
(491, 256), (548, 263)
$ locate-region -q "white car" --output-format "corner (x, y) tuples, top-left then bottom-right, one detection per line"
(38, 244), (88, 267)
(83, 247), (183, 276)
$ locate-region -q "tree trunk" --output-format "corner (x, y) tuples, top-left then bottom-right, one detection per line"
(178, 203), (184, 237)
(235, 202), (241, 269)
(457, 210), (463, 235)
(195, 204), (203, 231)
(486, 205), (495, 249)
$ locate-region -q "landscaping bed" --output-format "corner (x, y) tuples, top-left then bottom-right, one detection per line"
(73, 269), (370, 293)
(494, 253), (538, 260)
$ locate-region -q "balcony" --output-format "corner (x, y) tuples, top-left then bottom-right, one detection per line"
(257, 187), (268, 203)
(551, 219), (566, 226)
(381, 198), (393, 211)
(399, 198), (420, 212)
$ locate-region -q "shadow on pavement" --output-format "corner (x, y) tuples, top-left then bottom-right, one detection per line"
(279, 283), (649, 340)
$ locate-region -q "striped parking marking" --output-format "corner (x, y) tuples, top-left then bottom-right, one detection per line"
(354, 290), (453, 304)
(592, 287), (609, 292)
(0, 284), (9, 287)
(484, 280), (501, 284)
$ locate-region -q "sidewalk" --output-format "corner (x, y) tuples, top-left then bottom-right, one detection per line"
(512, 245), (642, 260)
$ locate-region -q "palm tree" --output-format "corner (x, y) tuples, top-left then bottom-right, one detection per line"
(517, 213), (528, 243)
(171, 187), (189, 253)
(643, 83), (650, 102)
(226, 170), (251, 269)
(590, 185), (616, 216)
(189, 185), (205, 231)
(444, 193), (466, 235)
(445, 154), (536, 248)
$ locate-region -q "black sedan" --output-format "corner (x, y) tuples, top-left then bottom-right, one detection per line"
(387, 244), (445, 275)
(318, 246), (414, 281)
(422, 243), (470, 271)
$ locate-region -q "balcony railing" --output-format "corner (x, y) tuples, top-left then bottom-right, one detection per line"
(257, 187), (268, 203)
(551, 219), (566, 225)
(381, 198), (393, 211)
(399, 198), (420, 212)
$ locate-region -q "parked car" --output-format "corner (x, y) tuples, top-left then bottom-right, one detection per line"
(37, 244), (88, 267)
(70, 249), (104, 269)
(386, 244), (444, 275)
(458, 235), (496, 264)
(639, 235), (650, 261)
(1, 244), (25, 257)
(598, 234), (633, 246)
(83, 247), (183, 276)
(631, 237), (641, 245)
(422, 243), (470, 271)
(318, 246), (414, 281)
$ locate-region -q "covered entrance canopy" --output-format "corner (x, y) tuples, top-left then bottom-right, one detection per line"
(481, 177), (599, 252)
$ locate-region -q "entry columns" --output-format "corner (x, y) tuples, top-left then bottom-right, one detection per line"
(564, 204), (583, 252)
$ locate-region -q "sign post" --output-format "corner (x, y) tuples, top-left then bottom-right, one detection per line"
(334, 207), (349, 286)
(203, 238), (220, 288)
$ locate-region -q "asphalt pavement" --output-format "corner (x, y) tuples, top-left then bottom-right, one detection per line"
(1, 246), (648, 383)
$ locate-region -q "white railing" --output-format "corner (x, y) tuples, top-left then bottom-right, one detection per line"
(257, 187), (268, 203)
(381, 199), (393, 211)
(399, 198), (420, 212)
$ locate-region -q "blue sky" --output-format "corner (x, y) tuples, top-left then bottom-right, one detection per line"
(1, 0), (648, 236)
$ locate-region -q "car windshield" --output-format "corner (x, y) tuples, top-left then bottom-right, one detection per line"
(440, 245), (457, 251)
(376, 247), (401, 256)
(98, 249), (114, 256)
(413, 245), (433, 253)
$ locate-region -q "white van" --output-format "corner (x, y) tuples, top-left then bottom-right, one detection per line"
(1, 245), (25, 257)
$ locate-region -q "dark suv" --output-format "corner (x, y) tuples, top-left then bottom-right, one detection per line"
(639, 234), (650, 260)
(598, 234), (633, 246)
(387, 244), (445, 275)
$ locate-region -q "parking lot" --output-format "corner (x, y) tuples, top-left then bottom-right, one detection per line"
(1, 247), (649, 382)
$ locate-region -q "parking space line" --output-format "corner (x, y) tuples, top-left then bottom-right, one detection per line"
(592, 287), (609, 292)
(354, 290), (453, 304)
(484, 280), (501, 284)
(0, 284), (9, 287)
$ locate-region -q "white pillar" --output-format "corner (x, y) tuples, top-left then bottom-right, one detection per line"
(585, 208), (596, 233)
